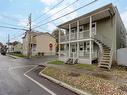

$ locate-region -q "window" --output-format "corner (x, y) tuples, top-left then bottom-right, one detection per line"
(71, 28), (76, 33)
(92, 22), (96, 35)
(79, 26), (84, 32)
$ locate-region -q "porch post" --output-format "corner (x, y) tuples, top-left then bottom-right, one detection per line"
(58, 28), (61, 60)
(69, 24), (71, 58)
(89, 16), (92, 64)
(69, 24), (71, 41)
(77, 20), (79, 58)
(77, 20), (79, 39)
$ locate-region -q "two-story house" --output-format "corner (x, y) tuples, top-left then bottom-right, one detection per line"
(57, 3), (126, 69)
(22, 31), (56, 57)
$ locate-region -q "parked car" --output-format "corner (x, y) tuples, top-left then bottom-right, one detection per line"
(1, 46), (7, 55)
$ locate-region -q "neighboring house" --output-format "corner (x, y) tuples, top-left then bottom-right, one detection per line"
(22, 31), (56, 56)
(13, 42), (23, 53)
(57, 3), (126, 69)
(8, 41), (23, 53)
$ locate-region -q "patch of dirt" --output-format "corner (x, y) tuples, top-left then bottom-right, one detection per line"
(91, 72), (112, 80)
(68, 72), (80, 77)
(119, 85), (127, 93)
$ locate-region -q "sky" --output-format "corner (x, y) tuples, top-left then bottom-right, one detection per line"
(0, 0), (127, 44)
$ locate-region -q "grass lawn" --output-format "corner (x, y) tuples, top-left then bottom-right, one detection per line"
(73, 64), (96, 71)
(48, 60), (64, 65)
(11, 53), (26, 58)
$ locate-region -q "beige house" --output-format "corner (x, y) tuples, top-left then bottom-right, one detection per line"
(58, 3), (126, 69)
(22, 31), (56, 56)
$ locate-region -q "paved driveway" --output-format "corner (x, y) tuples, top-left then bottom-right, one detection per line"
(0, 54), (78, 95)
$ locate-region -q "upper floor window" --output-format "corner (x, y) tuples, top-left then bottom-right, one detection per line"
(71, 28), (76, 33)
(92, 22), (96, 35)
(79, 26), (84, 32)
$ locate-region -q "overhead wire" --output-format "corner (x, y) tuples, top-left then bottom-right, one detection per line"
(33, 0), (79, 27)
(33, 0), (98, 29)
(33, 0), (65, 22)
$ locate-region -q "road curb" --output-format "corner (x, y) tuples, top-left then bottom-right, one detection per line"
(7, 54), (21, 59)
(39, 68), (91, 95)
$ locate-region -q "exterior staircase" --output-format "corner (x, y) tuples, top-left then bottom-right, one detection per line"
(93, 39), (113, 70)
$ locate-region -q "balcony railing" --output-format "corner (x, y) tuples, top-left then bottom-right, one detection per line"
(70, 33), (77, 41)
(60, 34), (69, 42)
(60, 30), (90, 42)
(78, 30), (89, 40)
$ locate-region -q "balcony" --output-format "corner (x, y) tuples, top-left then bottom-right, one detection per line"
(60, 30), (89, 42)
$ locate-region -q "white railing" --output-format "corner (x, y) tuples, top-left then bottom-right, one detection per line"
(79, 51), (97, 59)
(60, 30), (90, 42)
(60, 34), (69, 42)
(70, 33), (77, 40)
(78, 30), (89, 40)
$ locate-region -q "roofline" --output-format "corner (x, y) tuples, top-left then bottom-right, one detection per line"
(57, 3), (115, 28)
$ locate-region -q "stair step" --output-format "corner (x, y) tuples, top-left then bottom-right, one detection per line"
(103, 55), (110, 57)
(103, 48), (110, 51)
(103, 52), (110, 54)
(103, 53), (110, 55)
(101, 59), (110, 61)
(102, 58), (110, 60)
(100, 62), (110, 65)
(103, 53), (110, 56)
(98, 64), (110, 69)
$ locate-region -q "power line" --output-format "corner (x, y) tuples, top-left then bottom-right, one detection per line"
(33, 0), (98, 29)
(1, 14), (20, 22)
(0, 25), (27, 31)
(33, 0), (65, 22)
(0, 21), (27, 29)
(10, 33), (25, 40)
(34, 0), (79, 27)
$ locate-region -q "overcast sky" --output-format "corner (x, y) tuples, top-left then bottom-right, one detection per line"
(0, 0), (127, 44)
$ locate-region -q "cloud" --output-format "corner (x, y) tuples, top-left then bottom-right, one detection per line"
(41, 0), (57, 5)
(47, 23), (57, 31)
(18, 18), (28, 27)
(121, 10), (127, 29)
(9, 0), (14, 2)
(45, 4), (77, 23)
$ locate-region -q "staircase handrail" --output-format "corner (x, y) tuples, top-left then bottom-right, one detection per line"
(92, 37), (103, 65)
(109, 40), (114, 69)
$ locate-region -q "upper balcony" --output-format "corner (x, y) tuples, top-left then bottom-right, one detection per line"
(60, 30), (90, 42)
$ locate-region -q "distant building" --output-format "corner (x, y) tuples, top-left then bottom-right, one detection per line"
(22, 31), (56, 56)
(8, 41), (23, 53)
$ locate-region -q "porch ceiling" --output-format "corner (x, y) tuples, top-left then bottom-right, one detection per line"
(58, 3), (115, 29)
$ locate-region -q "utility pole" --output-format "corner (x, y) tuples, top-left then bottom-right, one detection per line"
(27, 13), (32, 58)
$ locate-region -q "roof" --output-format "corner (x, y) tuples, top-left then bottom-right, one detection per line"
(22, 31), (56, 39)
(38, 32), (56, 39)
(58, 3), (115, 29)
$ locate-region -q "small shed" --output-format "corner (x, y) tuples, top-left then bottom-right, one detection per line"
(117, 48), (127, 66)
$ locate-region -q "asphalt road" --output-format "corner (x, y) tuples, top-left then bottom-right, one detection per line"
(0, 54), (78, 95)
